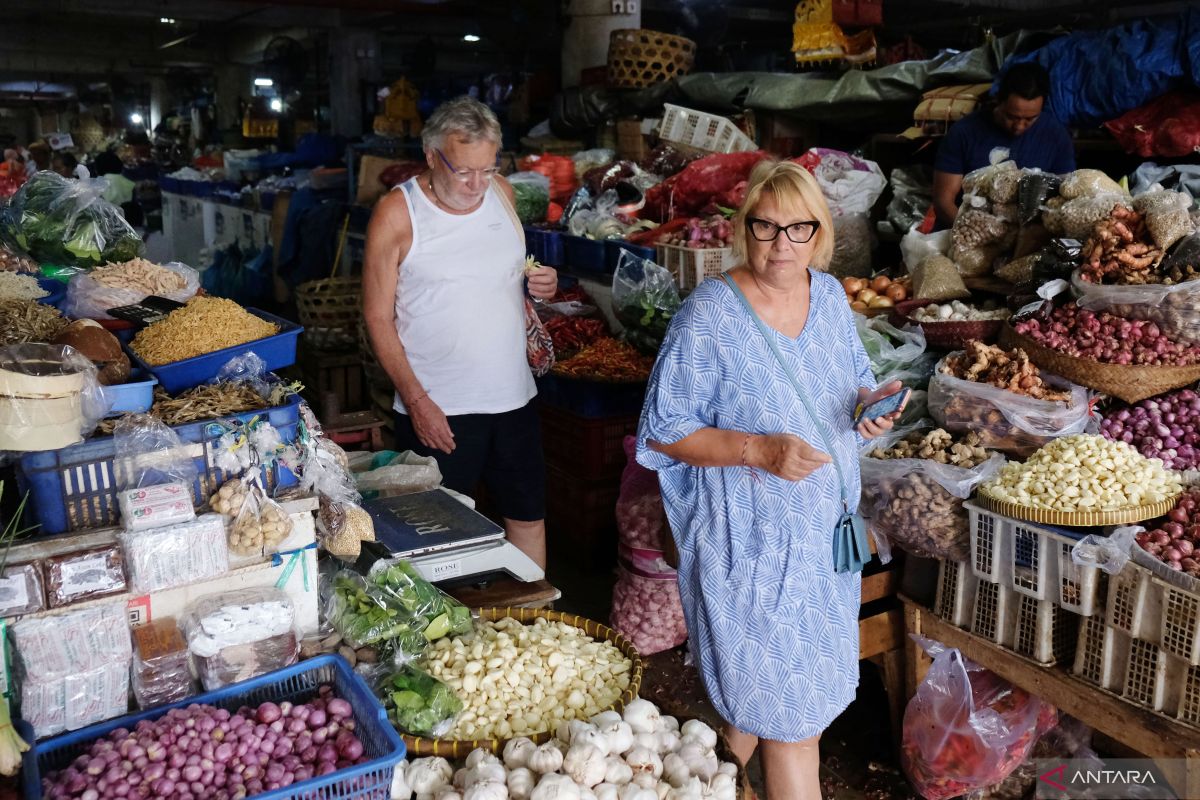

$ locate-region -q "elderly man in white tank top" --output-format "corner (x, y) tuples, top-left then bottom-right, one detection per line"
(362, 97), (558, 568)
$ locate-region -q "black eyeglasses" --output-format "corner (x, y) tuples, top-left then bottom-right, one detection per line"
(746, 217), (820, 244)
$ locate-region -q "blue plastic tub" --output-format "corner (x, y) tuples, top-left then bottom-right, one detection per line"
(563, 235), (609, 274)
(605, 240), (657, 273)
(524, 226), (565, 267)
(35, 277), (66, 309)
(17, 393), (302, 534)
(128, 308), (303, 394)
(99, 371), (158, 416)
(22, 654), (406, 800)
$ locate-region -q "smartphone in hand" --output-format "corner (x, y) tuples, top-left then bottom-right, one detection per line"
(854, 388), (911, 424)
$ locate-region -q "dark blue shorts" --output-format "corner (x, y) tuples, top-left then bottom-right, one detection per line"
(393, 400), (545, 522)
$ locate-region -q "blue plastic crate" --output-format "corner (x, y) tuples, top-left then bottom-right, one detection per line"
(524, 226), (565, 267)
(128, 308), (303, 394)
(536, 374), (647, 418)
(563, 235), (609, 274)
(22, 654), (405, 800)
(100, 371), (158, 417)
(605, 240), (656, 273)
(16, 393), (302, 535)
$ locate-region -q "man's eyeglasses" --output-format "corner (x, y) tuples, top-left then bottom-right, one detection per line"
(436, 148), (501, 182)
(746, 217), (820, 244)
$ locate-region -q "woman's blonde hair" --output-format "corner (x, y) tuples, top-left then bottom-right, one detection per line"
(732, 159), (835, 269)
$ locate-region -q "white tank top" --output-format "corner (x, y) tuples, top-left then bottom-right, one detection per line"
(392, 176), (536, 416)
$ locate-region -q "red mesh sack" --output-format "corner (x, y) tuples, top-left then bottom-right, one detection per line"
(643, 151), (768, 222)
(1104, 91), (1200, 158)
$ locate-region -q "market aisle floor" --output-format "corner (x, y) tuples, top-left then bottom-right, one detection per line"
(547, 548), (918, 800)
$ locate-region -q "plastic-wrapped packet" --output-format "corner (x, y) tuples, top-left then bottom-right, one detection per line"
(63, 260), (199, 321)
(324, 570), (429, 661)
(949, 240), (1004, 277)
(962, 160), (1020, 204)
(611, 557), (687, 656)
(902, 637), (1058, 800)
(828, 214), (874, 278)
(23, 660), (130, 738)
(113, 413), (198, 530)
(211, 472), (293, 557)
(928, 355), (1094, 457)
(131, 617), (194, 709)
(0, 343), (109, 453)
(912, 254), (969, 301)
(860, 429), (1005, 561)
(0, 561), (45, 617)
(1045, 194), (1130, 240)
(1060, 169), (1126, 200)
(366, 558), (474, 642)
(1135, 190), (1196, 250)
(118, 513), (228, 593)
(213, 350), (272, 397)
(611, 249), (680, 354)
(1017, 170), (1062, 224)
(367, 662), (464, 738)
(44, 545), (126, 608)
(317, 497), (376, 560)
(183, 588), (300, 691)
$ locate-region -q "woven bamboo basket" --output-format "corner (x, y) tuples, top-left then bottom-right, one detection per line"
(890, 298), (1003, 349)
(400, 607), (644, 758)
(296, 277), (362, 350)
(607, 29), (696, 89)
(976, 490), (1178, 527)
(999, 324), (1200, 404)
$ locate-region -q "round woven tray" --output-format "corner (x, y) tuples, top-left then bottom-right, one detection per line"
(401, 608), (644, 758)
(296, 277), (361, 350)
(890, 299), (1004, 349)
(999, 324), (1200, 404)
(607, 29), (696, 89)
(976, 490), (1179, 526)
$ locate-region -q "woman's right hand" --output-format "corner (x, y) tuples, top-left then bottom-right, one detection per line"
(747, 433), (831, 481)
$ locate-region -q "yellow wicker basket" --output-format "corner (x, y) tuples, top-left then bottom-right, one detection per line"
(400, 607), (644, 758)
(976, 490), (1179, 527)
(607, 29), (696, 89)
(296, 277), (362, 351)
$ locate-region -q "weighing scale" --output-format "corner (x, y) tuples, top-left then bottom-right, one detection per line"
(360, 489), (544, 585)
(106, 296), (187, 326)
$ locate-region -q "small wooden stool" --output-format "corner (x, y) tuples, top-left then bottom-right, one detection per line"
(320, 391), (387, 451)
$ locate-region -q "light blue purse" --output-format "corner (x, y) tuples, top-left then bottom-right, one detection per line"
(722, 273), (871, 574)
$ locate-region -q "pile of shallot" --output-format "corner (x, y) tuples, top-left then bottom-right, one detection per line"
(1136, 489), (1200, 576)
(41, 687), (368, 800)
(1013, 304), (1200, 366)
(1101, 389), (1200, 470)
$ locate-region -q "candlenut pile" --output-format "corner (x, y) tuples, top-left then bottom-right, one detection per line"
(981, 434), (1182, 511)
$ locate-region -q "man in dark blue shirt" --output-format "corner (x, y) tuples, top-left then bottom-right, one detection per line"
(933, 63), (1076, 226)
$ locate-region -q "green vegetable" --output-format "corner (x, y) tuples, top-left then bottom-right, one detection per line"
(368, 559), (474, 641)
(380, 664), (463, 737)
(513, 181), (549, 224)
(328, 572), (428, 657)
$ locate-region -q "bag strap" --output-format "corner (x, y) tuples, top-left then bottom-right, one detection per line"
(491, 175), (527, 250)
(721, 273), (852, 509)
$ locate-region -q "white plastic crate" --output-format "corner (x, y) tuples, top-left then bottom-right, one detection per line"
(1106, 561), (1161, 642)
(1009, 593), (1079, 665)
(1158, 579), (1200, 666)
(971, 579), (1016, 646)
(1073, 615), (1129, 692)
(658, 104), (757, 154)
(934, 559), (978, 628)
(655, 244), (736, 292)
(1176, 662), (1200, 728)
(965, 501), (1101, 614)
(1122, 637), (1186, 714)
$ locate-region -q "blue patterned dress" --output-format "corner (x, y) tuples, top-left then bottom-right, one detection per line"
(636, 270), (875, 741)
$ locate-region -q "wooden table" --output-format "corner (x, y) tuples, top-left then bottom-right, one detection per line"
(903, 596), (1200, 799)
(446, 577), (562, 610)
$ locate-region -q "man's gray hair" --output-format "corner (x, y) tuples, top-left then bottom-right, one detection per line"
(421, 96), (502, 151)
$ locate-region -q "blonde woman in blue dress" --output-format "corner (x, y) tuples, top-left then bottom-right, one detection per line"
(637, 160), (905, 798)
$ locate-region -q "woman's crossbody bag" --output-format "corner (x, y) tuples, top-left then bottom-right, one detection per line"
(721, 273), (871, 574)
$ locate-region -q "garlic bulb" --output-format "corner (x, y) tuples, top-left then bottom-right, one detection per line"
(563, 743), (607, 788)
(528, 742), (566, 775)
(504, 737), (538, 770)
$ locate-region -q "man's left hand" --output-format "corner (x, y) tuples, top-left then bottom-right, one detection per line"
(856, 380), (907, 440)
(527, 265), (558, 300)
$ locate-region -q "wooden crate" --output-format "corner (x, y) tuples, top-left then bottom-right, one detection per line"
(298, 346), (367, 414)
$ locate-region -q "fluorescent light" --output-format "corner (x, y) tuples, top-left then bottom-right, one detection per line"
(129, 112), (144, 125)
(269, 98), (283, 112)
(463, 34), (481, 42)
(254, 78), (274, 87)
(159, 17), (175, 23)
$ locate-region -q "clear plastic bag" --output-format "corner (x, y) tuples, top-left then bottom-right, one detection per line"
(975, 716), (1094, 800)
(962, 160), (1020, 204)
(324, 569), (431, 661)
(611, 564), (687, 656)
(1071, 525), (1139, 576)
(0, 342), (109, 453)
(131, 616), (195, 709)
(612, 249), (680, 353)
(1145, 202), (1196, 251)
(182, 587), (300, 691)
(509, 171), (551, 224)
(1060, 169), (1126, 200)
(805, 148), (887, 217)
(572, 148), (615, 179)
(950, 241), (1004, 277)
(63, 260), (199, 320)
(616, 435), (669, 551)
(901, 637), (1058, 800)
(0, 561), (45, 617)
(348, 449), (443, 500)
(912, 254), (969, 301)
(366, 558), (474, 643)
(1072, 269), (1200, 344)
(828, 214), (874, 278)
(223, 473), (294, 557)
(928, 356), (1093, 457)
(368, 662), (464, 738)
(214, 351), (272, 397)
(0, 171), (143, 268)
(113, 413), (199, 529)
(860, 437), (1005, 560)
(1044, 193), (1129, 239)
(44, 545), (127, 608)
(856, 315), (931, 378)
(885, 165), (933, 235)
(317, 497), (376, 561)
(900, 227), (951, 273)
(118, 513), (228, 593)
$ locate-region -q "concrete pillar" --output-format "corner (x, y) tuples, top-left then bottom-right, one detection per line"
(329, 29), (383, 138)
(213, 64), (251, 136)
(149, 77), (168, 132)
(561, 0), (641, 89)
